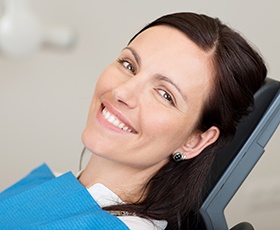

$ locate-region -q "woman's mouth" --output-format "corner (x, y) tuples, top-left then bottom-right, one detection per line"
(101, 106), (137, 134)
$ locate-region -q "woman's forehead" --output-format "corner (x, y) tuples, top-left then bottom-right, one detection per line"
(128, 26), (214, 86)
(128, 26), (212, 67)
(126, 26), (214, 112)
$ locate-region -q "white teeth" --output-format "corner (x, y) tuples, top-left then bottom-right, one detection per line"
(104, 111), (110, 119)
(108, 115), (115, 123)
(102, 107), (134, 133)
(113, 119), (119, 126)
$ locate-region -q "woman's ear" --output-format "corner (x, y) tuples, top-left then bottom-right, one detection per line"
(181, 126), (220, 159)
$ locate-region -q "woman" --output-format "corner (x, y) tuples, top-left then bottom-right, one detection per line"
(0, 12), (266, 230)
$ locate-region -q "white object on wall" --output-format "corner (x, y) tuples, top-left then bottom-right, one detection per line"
(0, 0), (76, 59)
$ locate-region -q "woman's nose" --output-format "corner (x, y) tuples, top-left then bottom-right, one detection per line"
(112, 77), (142, 109)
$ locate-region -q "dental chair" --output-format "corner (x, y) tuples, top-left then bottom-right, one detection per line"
(186, 78), (280, 230)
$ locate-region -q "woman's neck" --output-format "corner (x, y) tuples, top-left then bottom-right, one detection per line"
(78, 153), (163, 203)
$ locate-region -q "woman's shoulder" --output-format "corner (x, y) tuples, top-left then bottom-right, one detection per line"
(118, 216), (167, 230)
(87, 183), (167, 230)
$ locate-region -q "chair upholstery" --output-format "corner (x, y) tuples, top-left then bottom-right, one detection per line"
(230, 222), (254, 230)
(184, 78), (280, 230)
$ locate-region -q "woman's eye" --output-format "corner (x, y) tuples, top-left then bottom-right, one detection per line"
(118, 59), (136, 74)
(158, 89), (174, 105)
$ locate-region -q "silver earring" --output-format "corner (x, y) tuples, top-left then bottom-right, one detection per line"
(173, 152), (185, 162)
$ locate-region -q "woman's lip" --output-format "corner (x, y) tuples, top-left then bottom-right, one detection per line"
(100, 102), (138, 134)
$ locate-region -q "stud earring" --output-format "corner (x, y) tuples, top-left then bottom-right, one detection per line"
(173, 152), (185, 162)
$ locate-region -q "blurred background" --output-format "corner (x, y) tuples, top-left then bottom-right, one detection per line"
(0, 0), (279, 229)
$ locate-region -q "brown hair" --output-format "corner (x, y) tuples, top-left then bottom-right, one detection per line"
(105, 12), (267, 230)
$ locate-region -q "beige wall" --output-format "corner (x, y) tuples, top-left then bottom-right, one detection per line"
(0, 0), (279, 229)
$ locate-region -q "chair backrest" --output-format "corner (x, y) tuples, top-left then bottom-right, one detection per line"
(194, 78), (280, 230)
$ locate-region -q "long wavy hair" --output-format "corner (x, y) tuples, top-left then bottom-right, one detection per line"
(104, 12), (267, 230)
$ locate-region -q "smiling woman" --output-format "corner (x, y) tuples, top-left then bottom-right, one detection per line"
(0, 12), (267, 230)
(82, 25), (216, 170)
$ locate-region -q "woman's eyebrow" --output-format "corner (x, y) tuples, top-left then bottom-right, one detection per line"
(123, 47), (187, 102)
(155, 74), (188, 102)
(123, 47), (141, 66)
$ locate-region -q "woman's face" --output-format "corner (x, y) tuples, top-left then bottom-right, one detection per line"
(82, 25), (214, 171)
